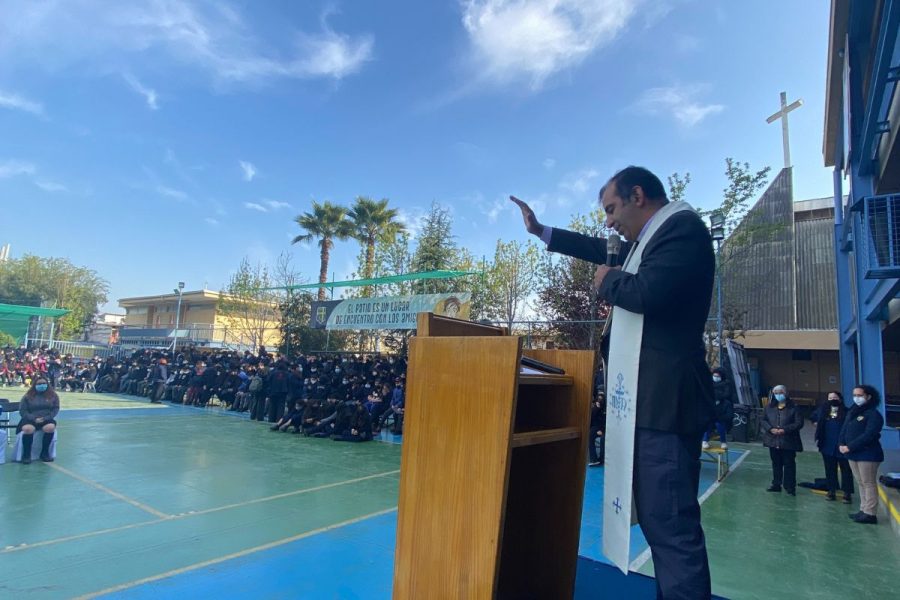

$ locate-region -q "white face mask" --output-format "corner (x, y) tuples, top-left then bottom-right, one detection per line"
(852, 395), (867, 406)
(712, 375), (722, 383)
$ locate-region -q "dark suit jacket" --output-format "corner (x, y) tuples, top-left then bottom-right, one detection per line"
(547, 210), (716, 434)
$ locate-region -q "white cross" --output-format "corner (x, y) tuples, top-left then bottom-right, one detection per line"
(766, 91), (803, 169)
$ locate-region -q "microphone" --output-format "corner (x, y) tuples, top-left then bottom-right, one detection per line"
(606, 233), (621, 266)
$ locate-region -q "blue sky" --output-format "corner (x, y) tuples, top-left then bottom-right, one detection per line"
(0, 0), (834, 312)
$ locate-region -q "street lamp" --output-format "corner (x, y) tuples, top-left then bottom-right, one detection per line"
(172, 282), (185, 353)
(709, 213), (726, 367)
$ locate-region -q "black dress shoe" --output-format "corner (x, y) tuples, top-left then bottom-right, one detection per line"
(848, 511), (862, 520)
(825, 492), (836, 501)
(842, 494), (852, 504)
(21, 455), (32, 465)
(853, 513), (878, 524)
(766, 485), (782, 493)
(786, 490), (796, 496)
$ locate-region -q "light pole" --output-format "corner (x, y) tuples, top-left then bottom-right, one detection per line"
(709, 212), (726, 367)
(172, 282), (185, 353)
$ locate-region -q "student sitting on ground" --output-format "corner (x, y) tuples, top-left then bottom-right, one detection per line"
(332, 401), (373, 442)
(270, 400), (306, 433)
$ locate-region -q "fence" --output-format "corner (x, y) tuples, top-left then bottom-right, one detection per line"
(24, 338), (131, 362)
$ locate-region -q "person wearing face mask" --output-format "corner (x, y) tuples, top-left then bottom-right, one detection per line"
(838, 384), (885, 524)
(17, 377), (60, 463)
(702, 368), (735, 450)
(812, 391), (854, 503)
(761, 385), (804, 496)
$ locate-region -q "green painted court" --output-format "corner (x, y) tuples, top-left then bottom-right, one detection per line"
(1, 391), (898, 599)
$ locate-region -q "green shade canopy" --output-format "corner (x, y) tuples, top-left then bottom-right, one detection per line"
(0, 303), (70, 343)
(262, 270), (481, 291)
(0, 303), (70, 318)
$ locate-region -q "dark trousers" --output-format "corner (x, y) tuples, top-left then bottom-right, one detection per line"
(633, 428), (711, 600)
(588, 427), (604, 463)
(822, 454), (854, 495)
(769, 448), (797, 492)
(267, 394), (286, 423)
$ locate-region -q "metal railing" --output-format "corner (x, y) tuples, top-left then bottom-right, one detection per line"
(860, 193), (900, 278)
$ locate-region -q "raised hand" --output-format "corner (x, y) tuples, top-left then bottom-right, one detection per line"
(509, 195), (544, 236)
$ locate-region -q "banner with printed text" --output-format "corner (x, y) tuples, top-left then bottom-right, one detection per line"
(310, 293), (471, 330)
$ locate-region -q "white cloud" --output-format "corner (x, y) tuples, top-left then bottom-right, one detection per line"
(559, 168), (599, 195)
(542, 158), (556, 170)
(239, 160), (257, 182)
(34, 180), (67, 192)
(460, 0), (638, 89)
(244, 202), (268, 212)
(205, 217), (220, 226)
(632, 84), (724, 127)
(0, 1), (374, 85)
(265, 199), (291, 210)
(0, 160), (36, 178)
(157, 185), (188, 200)
(123, 73), (159, 110)
(396, 207), (428, 239)
(0, 90), (44, 116)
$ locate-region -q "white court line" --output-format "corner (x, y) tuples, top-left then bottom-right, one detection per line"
(627, 449), (751, 573)
(46, 463), (171, 519)
(3, 469), (401, 554)
(75, 506), (399, 600)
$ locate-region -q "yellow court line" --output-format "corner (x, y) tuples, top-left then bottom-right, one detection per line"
(3, 468), (401, 554)
(877, 484), (900, 525)
(75, 506), (399, 600)
(46, 463), (172, 519)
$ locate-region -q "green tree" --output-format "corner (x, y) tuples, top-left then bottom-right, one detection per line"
(705, 158), (773, 365)
(347, 197), (406, 298)
(291, 201), (355, 301)
(536, 209), (612, 349)
(217, 258), (281, 351)
(410, 202), (457, 294)
(481, 239), (540, 331)
(668, 172), (691, 202)
(0, 254), (109, 340)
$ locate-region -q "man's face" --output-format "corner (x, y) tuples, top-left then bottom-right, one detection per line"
(601, 184), (640, 241)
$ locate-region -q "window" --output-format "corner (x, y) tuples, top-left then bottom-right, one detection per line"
(126, 307), (148, 315)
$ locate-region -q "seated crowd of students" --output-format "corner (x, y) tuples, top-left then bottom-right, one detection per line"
(88, 346), (406, 441)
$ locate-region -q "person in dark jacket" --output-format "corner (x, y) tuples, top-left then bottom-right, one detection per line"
(761, 385), (804, 496)
(812, 391), (854, 503)
(839, 384), (885, 524)
(265, 362), (290, 422)
(588, 391), (606, 467)
(702, 368), (735, 450)
(17, 377), (60, 464)
(332, 401), (373, 442)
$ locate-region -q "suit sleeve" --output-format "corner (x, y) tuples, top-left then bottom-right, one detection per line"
(597, 217), (708, 316)
(547, 228), (608, 265)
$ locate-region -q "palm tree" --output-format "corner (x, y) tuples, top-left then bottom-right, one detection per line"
(292, 201), (355, 301)
(348, 197), (406, 297)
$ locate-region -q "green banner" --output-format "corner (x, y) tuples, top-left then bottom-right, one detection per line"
(322, 293), (472, 330)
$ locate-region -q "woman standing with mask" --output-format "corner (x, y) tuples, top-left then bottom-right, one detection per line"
(839, 384), (885, 524)
(813, 391), (854, 503)
(17, 376), (60, 464)
(761, 384), (804, 496)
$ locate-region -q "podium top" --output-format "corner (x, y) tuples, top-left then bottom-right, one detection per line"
(416, 312), (508, 337)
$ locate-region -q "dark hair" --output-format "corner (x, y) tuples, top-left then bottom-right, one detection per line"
(853, 384), (881, 407)
(826, 390), (843, 401)
(607, 166), (669, 205)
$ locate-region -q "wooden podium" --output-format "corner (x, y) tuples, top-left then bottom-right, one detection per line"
(392, 313), (595, 599)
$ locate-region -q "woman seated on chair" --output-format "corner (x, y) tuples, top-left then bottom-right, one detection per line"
(18, 376), (59, 464)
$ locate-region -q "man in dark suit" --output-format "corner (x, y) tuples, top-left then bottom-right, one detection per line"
(512, 166), (715, 599)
